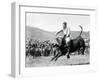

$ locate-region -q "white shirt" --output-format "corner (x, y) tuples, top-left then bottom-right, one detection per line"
(56, 27), (70, 38)
(56, 27), (71, 43)
(63, 27), (70, 37)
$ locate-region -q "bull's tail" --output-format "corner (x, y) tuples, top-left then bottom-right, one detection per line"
(79, 25), (83, 36)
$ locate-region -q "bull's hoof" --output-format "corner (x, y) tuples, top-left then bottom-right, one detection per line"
(81, 53), (85, 55)
(67, 55), (70, 59)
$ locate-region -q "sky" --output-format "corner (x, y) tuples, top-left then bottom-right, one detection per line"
(26, 12), (90, 32)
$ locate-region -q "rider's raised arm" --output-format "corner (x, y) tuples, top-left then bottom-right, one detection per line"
(67, 27), (71, 37)
(56, 29), (63, 36)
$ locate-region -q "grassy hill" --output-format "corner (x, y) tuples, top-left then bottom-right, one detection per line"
(26, 26), (90, 43)
(26, 26), (56, 42)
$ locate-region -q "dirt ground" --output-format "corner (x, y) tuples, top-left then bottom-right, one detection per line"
(25, 54), (90, 67)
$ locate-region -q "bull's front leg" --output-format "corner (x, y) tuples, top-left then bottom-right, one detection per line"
(51, 52), (59, 61)
(66, 48), (70, 59)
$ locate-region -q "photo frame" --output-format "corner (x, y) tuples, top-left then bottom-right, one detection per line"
(11, 2), (97, 78)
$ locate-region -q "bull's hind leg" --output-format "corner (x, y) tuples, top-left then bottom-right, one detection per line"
(82, 46), (85, 55)
(80, 46), (85, 55)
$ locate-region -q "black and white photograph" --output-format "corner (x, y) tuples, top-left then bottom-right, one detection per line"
(25, 12), (90, 67)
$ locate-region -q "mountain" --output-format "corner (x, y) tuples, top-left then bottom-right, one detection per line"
(26, 26), (56, 42)
(26, 26), (90, 43)
(71, 31), (89, 39)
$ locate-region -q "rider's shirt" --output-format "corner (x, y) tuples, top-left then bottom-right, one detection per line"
(63, 27), (70, 37)
(56, 27), (71, 44)
(56, 27), (70, 38)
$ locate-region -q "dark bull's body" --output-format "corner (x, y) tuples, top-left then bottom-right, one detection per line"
(51, 26), (85, 61)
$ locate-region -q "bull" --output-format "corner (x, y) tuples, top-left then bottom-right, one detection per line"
(51, 25), (85, 61)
